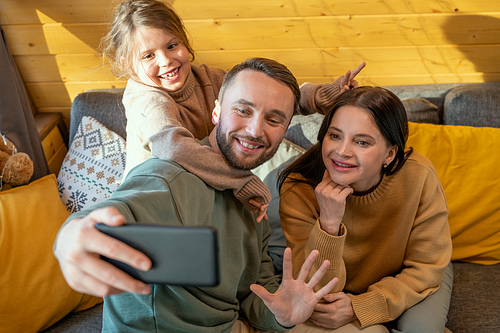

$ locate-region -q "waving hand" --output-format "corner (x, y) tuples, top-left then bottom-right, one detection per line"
(250, 247), (339, 328)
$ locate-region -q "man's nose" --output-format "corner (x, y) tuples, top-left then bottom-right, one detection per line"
(247, 117), (264, 138)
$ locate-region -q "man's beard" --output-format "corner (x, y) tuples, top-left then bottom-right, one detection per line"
(215, 119), (280, 170)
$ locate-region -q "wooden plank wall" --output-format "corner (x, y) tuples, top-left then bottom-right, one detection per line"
(1, 0), (499, 126)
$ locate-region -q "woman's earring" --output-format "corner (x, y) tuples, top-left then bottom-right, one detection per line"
(383, 163), (387, 169)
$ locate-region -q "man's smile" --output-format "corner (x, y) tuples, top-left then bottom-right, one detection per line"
(237, 138), (264, 150)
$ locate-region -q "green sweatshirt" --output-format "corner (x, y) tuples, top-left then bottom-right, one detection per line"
(65, 155), (287, 333)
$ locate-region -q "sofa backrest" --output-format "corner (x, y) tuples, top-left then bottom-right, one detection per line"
(69, 89), (126, 145)
(385, 82), (500, 128)
(69, 82), (500, 147)
(443, 82), (500, 128)
(384, 82), (462, 124)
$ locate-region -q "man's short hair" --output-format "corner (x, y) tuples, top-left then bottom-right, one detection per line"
(218, 58), (300, 114)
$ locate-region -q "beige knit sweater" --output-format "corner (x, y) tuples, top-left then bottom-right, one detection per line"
(279, 152), (452, 327)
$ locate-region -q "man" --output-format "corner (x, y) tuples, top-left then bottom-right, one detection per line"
(54, 58), (338, 332)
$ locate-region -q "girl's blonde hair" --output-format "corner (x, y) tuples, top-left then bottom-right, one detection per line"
(100, 0), (195, 79)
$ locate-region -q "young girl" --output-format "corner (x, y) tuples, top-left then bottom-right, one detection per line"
(101, 0), (363, 218)
(278, 87), (453, 332)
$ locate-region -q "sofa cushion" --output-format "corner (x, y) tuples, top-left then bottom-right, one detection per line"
(447, 262), (500, 332)
(402, 98), (440, 124)
(41, 303), (103, 333)
(444, 82), (500, 128)
(407, 122), (500, 264)
(285, 113), (325, 149)
(57, 116), (126, 213)
(384, 82), (463, 123)
(0, 175), (102, 332)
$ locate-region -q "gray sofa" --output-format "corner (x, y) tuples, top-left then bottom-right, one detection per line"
(44, 82), (500, 333)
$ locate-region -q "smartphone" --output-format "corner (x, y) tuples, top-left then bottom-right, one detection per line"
(95, 223), (219, 287)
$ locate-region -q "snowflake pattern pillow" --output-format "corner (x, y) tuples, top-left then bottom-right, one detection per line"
(57, 116), (126, 213)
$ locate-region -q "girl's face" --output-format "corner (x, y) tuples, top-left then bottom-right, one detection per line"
(322, 105), (397, 193)
(132, 26), (191, 92)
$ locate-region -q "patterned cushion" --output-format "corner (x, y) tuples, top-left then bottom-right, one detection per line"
(57, 116), (126, 213)
(285, 113), (325, 150)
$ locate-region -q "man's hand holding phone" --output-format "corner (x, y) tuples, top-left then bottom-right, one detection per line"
(54, 207), (152, 297)
(95, 223), (219, 287)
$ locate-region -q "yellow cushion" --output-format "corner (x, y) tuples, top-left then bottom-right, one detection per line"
(0, 175), (102, 332)
(407, 122), (500, 265)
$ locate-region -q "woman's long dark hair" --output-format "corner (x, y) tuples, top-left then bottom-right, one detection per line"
(278, 86), (413, 190)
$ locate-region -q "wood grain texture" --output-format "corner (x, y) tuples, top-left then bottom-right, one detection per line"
(13, 43), (499, 84)
(26, 81), (127, 108)
(4, 13), (500, 55)
(1, 0), (499, 113)
(1, 0), (499, 24)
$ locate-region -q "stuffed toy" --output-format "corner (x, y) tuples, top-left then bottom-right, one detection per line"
(0, 134), (34, 187)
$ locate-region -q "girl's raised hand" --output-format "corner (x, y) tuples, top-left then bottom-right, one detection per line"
(339, 62), (366, 94)
(315, 169), (353, 235)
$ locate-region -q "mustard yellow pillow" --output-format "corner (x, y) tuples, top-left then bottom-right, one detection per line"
(407, 122), (500, 265)
(0, 175), (102, 332)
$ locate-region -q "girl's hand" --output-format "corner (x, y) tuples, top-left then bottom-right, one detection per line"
(339, 62), (366, 94)
(310, 292), (357, 329)
(315, 170), (353, 235)
(249, 199), (269, 223)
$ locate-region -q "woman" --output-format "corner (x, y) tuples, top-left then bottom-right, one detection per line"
(279, 87), (453, 332)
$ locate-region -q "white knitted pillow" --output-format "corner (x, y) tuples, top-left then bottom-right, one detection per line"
(57, 116), (126, 213)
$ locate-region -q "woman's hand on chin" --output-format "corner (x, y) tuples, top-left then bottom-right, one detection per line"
(315, 170), (353, 236)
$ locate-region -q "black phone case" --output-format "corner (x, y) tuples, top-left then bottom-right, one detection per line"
(95, 224), (219, 287)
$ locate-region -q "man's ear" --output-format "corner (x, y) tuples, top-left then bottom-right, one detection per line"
(212, 100), (221, 125)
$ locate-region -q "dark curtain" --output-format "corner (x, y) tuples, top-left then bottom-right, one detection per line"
(0, 25), (49, 182)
